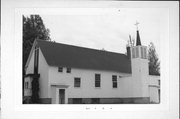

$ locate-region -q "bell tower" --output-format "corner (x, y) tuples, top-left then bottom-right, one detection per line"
(127, 22), (149, 100)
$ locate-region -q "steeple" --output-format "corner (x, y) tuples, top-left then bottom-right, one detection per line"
(126, 21), (147, 59)
(134, 21), (141, 46)
(136, 30), (141, 46)
(130, 22), (149, 99)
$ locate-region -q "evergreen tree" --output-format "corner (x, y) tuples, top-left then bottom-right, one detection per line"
(148, 42), (160, 75)
(23, 15), (50, 68)
(23, 15), (50, 103)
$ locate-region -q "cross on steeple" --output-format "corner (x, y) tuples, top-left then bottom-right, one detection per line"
(134, 21), (141, 46)
(134, 21), (139, 30)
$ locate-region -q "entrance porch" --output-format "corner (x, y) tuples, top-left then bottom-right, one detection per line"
(51, 84), (69, 104)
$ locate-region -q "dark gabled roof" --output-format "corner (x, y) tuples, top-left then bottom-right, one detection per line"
(36, 40), (131, 73)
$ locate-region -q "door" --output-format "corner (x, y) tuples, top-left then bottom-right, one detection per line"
(158, 89), (160, 103)
(59, 89), (65, 104)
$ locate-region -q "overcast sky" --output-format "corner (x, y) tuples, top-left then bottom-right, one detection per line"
(41, 8), (169, 56)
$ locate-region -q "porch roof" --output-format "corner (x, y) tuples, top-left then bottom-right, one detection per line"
(51, 83), (69, 88)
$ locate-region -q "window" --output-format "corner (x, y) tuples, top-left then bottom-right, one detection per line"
(24, 82), (27, 89)
(34, 47), (39, 74)
(95, 74), (101, 87)
(25, 82), (29, 89)
(58, 67), (63, 72)
(132, 47), (140, 58)
(73, 98), (82, 104)
(135, 47), (139, 58)
(158, 80), (160, 86)
(158, 89), (160, 103)
(74, 78), (81, 87)
(132, 48), (135, 58)
(141, 47), (144, 58)
(91, 98), (100, 104)
(112, 75), (117, 88)
(67, 67), (71, 73)
(143, 48), (147, 59)
(141, 47), (147, 59)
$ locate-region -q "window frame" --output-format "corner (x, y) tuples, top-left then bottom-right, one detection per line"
(91, 98), (100, 104)
(58, 67), (63, 72)
(74, 77), (81, 88)
(135, 47), (139, 58)
(132, 47), (136, 58)
(158, 80), (160, 86)
(73, 98), (82, 104)
(141, 47), (147, 59)
(66, 67), (71, 73)
(95, 74), (101, 88)
(141, 47), (144, 58)
(25, 82), (29, 89)
(112, 75), (118, 88)
(144, 47), (147, 59)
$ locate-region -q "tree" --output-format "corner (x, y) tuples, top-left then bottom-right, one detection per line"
(148, 42), (160, 75)
(23, 15), (51, 103)
(23, 15), (50, 69)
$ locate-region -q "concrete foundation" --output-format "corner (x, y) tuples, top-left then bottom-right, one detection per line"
(39, 98), (52, 104)
(68, 97), (150, 104)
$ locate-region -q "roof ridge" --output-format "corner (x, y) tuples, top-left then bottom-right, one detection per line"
(36, 39), (126, 56)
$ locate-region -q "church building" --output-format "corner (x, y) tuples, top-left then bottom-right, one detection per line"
(23, 29), (160, 104)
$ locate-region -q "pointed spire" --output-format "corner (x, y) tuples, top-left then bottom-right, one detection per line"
(136, 30), (141, 46)
(134, 21), (141, 46)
